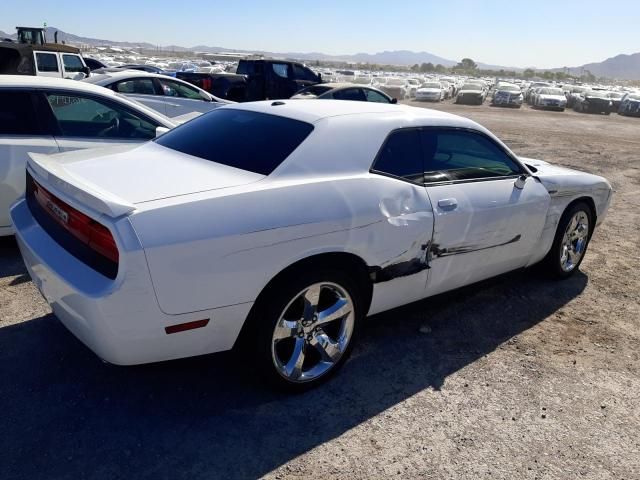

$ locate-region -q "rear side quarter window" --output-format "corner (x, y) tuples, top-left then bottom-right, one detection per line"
(371, 129), (423, 183)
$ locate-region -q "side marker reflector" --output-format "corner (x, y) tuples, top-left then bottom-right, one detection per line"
(165, 319), (210, 334)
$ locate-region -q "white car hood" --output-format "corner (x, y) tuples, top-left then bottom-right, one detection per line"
(520, 157), (610, 192)
(29, 142), (265, 207)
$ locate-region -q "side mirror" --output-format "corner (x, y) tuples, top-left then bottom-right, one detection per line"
(82, 66), (91, 77)
(514, 174), (528, 190)
(391, 98), (398, 104)
(155, 126), (170, 137)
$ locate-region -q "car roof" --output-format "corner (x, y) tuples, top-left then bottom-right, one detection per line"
(82, 70), (172, 84)
(219, 100), (493, 179)
(0, 75), (120, 95)
(225, 99), (469, 125)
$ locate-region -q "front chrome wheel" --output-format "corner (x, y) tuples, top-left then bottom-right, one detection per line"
(560, 211), (590, 272)
(271, 282), (355, 383)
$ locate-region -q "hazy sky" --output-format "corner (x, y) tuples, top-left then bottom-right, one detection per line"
(3, 0), (639, 69)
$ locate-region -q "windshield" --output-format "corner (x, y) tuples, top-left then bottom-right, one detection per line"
(155, 109), (314, 175)
(628, 94), (640, 101)
(539, 88), (564, 95)
(462, 84), (481, 90)
(608, 92), (623, 99)
(421, 83), (441, 88)
(498, 85), (520, 92)
(571, 87), (587, 93)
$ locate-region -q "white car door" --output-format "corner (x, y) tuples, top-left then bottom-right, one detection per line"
(420, 128), (550, 297)
(33, 51), (62, 78)
(369, 129), (435, 309)
(0, 90), (59, 232)
(42, 91), (160, 153)
(155, 78), (220, 118)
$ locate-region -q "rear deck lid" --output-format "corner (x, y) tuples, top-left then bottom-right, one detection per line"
(28, 142), (265, 209)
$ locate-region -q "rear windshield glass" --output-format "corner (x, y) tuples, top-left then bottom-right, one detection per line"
(155, 109), (314, 175)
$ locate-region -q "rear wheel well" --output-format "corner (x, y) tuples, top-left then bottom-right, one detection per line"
(234, 253), (373, 350)
(259, 253), (372, 312)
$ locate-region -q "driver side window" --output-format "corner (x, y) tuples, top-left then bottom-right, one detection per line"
(158, 79), (203, 100)
(45, 93), (158, 139)
(421, 129), (522, 183)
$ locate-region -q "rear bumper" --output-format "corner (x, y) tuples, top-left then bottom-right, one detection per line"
(11, 198), (250, 365)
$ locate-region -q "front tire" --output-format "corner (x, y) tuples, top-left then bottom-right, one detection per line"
(249, 268), (363, 391)
(543, 201), (593, 279)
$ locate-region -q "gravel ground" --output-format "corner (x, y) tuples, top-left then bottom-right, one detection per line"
(1, 100), (639, 480)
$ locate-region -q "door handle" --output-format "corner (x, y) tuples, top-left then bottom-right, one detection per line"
(438, 198), (458, 209)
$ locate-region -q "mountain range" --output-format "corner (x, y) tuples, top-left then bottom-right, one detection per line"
(2, 27), (639, 80)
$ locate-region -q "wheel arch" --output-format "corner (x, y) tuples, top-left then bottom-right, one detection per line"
(233, 251), (373, 350)
(565, 196), (597, 230)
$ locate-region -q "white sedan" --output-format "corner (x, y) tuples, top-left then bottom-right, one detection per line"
(0, 75), (176, 236)
(83, 71), (231, 118)
(415, 82), (445, 101)
(12, 101), (612, 390)
(534, 87), (568, 111)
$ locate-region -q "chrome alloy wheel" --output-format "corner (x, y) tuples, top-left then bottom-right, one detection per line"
(560, 211), (590, 272)
(271, 282), (355, 383)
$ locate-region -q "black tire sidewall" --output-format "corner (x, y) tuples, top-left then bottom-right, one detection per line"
(249, 268), (364, 392)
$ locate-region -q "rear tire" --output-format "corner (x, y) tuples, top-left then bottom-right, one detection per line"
(248, 268), (363, 392)
(542, 201), (593, 279)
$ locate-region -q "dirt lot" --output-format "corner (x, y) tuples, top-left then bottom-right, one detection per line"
(1, 100), (639, 480)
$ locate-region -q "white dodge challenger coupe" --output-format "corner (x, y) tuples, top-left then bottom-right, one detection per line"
(11, 101), (612, 390)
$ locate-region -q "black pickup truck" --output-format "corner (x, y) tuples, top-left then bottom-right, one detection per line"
(176, 59), (322, 102)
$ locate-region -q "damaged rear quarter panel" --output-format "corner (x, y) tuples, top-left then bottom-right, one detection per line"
(130, 175), (435, 315)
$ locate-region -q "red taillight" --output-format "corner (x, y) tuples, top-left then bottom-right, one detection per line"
(32, 179), (119, 264)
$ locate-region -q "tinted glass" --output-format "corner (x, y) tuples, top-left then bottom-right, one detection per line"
(293, 64), (317, 81)
(372, 129), (423, 182)
(333, 88), (366, 101)
(296, 85), (332, 96)
(158, 79), (203, 99)
(155, 109), (314, 175)
(272, 64), (289, 79)
(62, 54), (84, 73)
(46, 94), (158, 139)
(422, 129), (522, 183)
(364, 89), (391, 103)
(36, 53), (59, 72)
(114, 79), (156, 95)
(0, 91), (42, 135)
